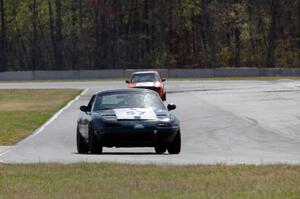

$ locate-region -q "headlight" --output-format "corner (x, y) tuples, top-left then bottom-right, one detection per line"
(170, 114), (176, 122)
(101, 114), (117, 122)
(159, 117), (171, 122)
(157, 117), (171, 127)
(157, 113), (172, 122)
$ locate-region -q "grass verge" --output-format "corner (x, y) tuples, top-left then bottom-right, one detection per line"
(0, 89), (82, 145)
(0, 163), (299, 198)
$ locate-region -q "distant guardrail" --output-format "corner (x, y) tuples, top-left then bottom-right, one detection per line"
(0, 68), (300, 81)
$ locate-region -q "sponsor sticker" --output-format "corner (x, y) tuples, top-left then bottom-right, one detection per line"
(114, 108), (157, 120)
(136, 82), (155, 87)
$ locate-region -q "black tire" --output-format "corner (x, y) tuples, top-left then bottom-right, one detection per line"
(154, 145), (167, 154)
(88, 126), (102, 154)
(77, 126), (89, 154)
(167, 130), (181, 154)
(162, 93), (166, 101)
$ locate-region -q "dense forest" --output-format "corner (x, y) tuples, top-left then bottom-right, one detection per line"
(0, 0), (299, 71)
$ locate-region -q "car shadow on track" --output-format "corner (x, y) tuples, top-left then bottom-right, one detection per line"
(73, 152), (168, 155)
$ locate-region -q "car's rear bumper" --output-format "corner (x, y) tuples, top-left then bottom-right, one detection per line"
(95, 127), (178, 147)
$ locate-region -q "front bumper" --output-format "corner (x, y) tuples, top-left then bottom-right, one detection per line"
(94, 121), (178, 147)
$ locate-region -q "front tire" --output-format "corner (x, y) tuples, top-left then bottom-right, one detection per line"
(88, 126), (102, 154)
(167, 130), (181, 154)
(162, 93), (166, 101)
(154, 145), (167, 154)
(77, 126), (89, 154)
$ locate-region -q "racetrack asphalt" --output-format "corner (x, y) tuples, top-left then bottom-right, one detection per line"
(0, 80), (300, 164)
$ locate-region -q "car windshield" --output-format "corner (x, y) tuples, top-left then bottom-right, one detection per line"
(93, 91), (165, 111)
(131, 73), (160, 83)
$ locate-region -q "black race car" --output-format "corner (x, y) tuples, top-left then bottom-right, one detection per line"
(77, 89), (181, 154)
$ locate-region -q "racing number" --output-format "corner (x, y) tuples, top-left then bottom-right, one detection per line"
(126, 110), (145, 116)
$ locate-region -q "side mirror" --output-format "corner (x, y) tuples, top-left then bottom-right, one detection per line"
(125, 80), (130, 84)
(167, 104), (176, 111)
(162, 78), (166, 82)
(80, 105), (89, 112)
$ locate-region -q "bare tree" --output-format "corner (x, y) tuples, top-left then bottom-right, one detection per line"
(200, 0), (216, 68)
(266, 0), (279, 67)
(71, 0), (79, 68)
(0, 0), (7, 71)
(31, 0), (39, 70)
(94, 0), (101, 68)
(55, 0), (64, 69)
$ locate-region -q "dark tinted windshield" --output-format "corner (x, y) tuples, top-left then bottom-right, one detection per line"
(93, 91), (165, 111)
(131, 73), (160, 83)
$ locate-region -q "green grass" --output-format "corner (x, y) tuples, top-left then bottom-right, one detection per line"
(0, 89), (82, 145)
(0, 163), (299, 198)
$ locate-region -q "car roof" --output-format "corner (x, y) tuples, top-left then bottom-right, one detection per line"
(132, 71), (158, 75)
(95, 88), (158, 95)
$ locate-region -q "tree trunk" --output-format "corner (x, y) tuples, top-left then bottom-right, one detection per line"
(71, 0), (78, 69)
(234, 28), (241, 67)
(266, 0), (279, 67)
(200, 27), (209, 67)
(0, 0), (7, 71)
(31, 0), (38, 70)
(55, 0), (64, 69)
(125, 0), (134, 68)
(94, 0), (101, 68)
(79, 0), (83, 35)
(200, 0), (217, 68)
(247, 0), (256, 67)
(112, 0), (120, 68)
(144, 0), (150, 56)
(298, 0), (300, 54)
(13, 1), (29, 70)
(48, 0), (56, 69)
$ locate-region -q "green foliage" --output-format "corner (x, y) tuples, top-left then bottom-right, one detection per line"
(0, 0), (299, 70)
(217, 47), (231, 67)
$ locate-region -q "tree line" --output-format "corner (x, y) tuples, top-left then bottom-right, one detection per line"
(0, 0), (299, 72)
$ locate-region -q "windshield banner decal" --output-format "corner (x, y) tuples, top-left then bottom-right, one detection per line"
(136, 82), (155, 87)
(114, 108), (157, 120)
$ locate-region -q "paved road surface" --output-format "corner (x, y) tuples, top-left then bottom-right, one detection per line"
(0, 80), (300, 164)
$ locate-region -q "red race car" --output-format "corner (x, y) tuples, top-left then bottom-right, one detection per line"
(126, 71), (167, 101)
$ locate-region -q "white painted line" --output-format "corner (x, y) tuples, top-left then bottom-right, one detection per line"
(0, 88), (89, 158)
